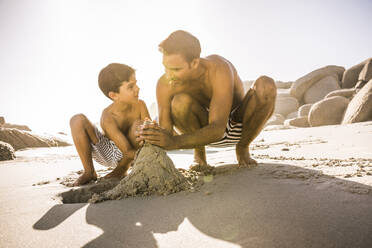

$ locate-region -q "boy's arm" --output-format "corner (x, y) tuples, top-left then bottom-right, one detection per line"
(139, 100), (151, 120)
(101, 112), (136, 159)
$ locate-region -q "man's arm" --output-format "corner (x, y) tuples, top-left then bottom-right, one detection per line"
(156, 76), (174, 133)
(101, 112), (136, 159)
(172, 64), (234, 149)
(139, 63), (234, 150)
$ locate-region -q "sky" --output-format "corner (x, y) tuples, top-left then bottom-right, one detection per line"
(0, 0), (371, 133)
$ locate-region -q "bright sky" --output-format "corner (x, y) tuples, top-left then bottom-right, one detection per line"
(0, 0), (371, 133)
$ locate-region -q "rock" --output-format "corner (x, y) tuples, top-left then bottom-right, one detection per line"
(284, 117), (309, 127)
(90, 143), (191, 203)
(1, 123), (31, 131)
(0, 117), (4, 125)
(325, 88), (356, 99)
(342, 79), (372, 124)
(266, 113), (285, 126)
(341, 57), (371, 89)
(358, 59), (372, 85)
(303, 75), (341, 104)
(290, 65), (345, 102)
(308, 96), (350, 127)
(286, 111), (298, 119)
(0, 128), (71, 150)
(0, 141), (15, 161)
(277, 89), (291, 98)
(275, 81), (293, 89)
(274, 96), (299, 117)
(298, 104), (313, 117)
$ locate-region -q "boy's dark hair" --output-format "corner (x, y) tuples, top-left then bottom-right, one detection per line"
(98, 63), (135, 99)
(158, 30), (201, 63)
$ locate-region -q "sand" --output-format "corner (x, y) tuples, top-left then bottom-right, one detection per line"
(1, 121), (372, 247)
(90, 143), (199, 203)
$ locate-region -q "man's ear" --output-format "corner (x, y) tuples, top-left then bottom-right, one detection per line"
(190, 58), (200, 69)
(108, 91), (117, 100)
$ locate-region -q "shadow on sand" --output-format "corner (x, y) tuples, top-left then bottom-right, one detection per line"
(34, 162), (372, 248)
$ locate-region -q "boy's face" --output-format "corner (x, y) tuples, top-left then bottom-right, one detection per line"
(112, 73), (140, 103)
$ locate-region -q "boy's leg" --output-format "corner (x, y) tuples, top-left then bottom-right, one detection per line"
(232, 76), (277, 167)
(103, 120), (143, 179)
(70, 114), (99, 186)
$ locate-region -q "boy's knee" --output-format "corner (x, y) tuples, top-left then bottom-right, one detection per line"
(70, 114), (87, 128)
(171, 93), (193, 118)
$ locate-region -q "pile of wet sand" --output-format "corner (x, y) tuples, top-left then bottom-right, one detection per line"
(90, 143), (201, 203)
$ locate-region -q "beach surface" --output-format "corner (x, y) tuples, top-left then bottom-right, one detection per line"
(1, 122), (372, 248)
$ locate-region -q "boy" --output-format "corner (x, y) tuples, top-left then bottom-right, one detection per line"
(70, 63), (151, 186)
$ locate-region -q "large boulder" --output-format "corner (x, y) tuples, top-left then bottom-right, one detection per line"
(341, 57), (371, 89)
(303, 75), (341, 104)
(265, 114), (285, 126)
(0, 128), (71, 150)
(308, 96), (350, 127)
(284, 117), (309, 128)
(0, 123), (31, 131)
(0, 141), (15, 161)
(325, 88), (356, 99)
(274, 96), (299, 117)
(277, 89), (291, 98)
(342, 79), (372, 124)
(298, 104), (313, 117)
(357, 59), (372, 84)
(275, 81), (293, 89)
(290, 65), (345, 102)
(286, 111), (298, 119)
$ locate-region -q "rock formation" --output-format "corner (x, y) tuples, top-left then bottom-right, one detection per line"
(308, 96), (349, 127)
(0, 141), (15, 161)
(342, 79), (372, 124)
(0, 128), (70, 150)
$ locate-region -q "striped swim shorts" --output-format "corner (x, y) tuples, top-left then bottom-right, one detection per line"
(208, 117), (243, 148)
(91, 127), (123, 167)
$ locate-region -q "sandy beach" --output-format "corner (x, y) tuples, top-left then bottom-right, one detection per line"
(1, 121), (372, 248)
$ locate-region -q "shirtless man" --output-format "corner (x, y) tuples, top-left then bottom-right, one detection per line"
(137, 30), (277, 168)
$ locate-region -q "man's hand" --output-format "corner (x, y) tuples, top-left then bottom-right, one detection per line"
(136, 122), (177, 150)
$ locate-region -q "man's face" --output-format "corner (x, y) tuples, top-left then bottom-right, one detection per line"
(162, 53), (192, 84)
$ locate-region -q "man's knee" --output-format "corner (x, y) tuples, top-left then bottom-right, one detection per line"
(253, 75), (277, 104)
(70, 114), (88, 129)
(171, 93), (193, 119)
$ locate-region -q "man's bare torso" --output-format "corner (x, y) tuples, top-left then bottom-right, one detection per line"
(160, 55), (245, 111)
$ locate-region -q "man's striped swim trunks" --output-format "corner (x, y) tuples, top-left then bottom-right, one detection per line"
(91, 127), (123, 167)
(208, 117), (243, 148)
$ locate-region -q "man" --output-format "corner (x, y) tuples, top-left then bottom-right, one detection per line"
(137, 30), (276, 168)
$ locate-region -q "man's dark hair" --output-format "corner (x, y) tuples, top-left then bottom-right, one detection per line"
(158, 30), (201, 63)
(98, 63), (135, 99)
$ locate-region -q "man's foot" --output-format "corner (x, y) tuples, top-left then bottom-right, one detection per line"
(73, 172), (97, 186)
(236, 145), (258, 168)
(103, 166), (128, 180)
(189, 162), (214, 173)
